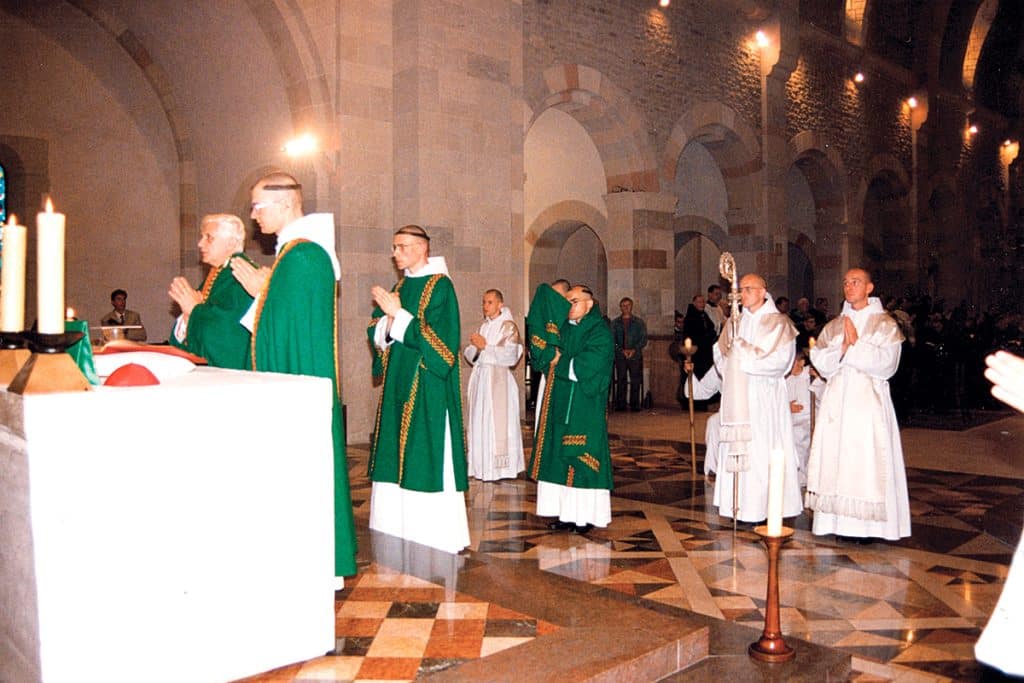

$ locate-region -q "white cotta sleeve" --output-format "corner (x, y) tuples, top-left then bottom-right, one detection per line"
(686, 355), (722, 400)
(809, 334), (845, 380)
(374, 309), (411, 350)
(478, 321), (523, 367)
(843, 333), (901, 381)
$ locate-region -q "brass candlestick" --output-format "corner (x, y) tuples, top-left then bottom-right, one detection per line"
(749, 525), (795, 663)
(681, 342), (698, 479)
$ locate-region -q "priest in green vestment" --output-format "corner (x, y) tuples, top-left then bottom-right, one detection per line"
(169, 214), (254, 369)
(367, 224), (470, 554)
(231, 173), (358, 582)
(527, 279), (570, 429)
(529, 284), (614, 535)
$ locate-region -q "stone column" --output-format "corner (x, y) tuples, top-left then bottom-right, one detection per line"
(755, 1), (798, 295)
(392, 0), (523, 319)
(605, 191), (677, 334)
(605, 191), (678, 408)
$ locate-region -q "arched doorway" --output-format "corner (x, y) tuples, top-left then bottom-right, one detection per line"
(529, 220), (608, 313)
(786, 142), (848, 300)
(674, 227), (723, 313)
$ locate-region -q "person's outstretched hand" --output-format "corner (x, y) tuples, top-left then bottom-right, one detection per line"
(985, 350), (1024, 414)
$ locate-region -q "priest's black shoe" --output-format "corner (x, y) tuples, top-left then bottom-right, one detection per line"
(573, 523), (594, 535)
(547, 520), (575, 531)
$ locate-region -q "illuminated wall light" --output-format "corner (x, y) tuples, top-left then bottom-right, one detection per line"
(853, 72), (865, 83)
(1004, 139), (1013, 147)
(906, 96), (918, 109)
(755, 30), (770, 48)
(283, 132), (318, 157)
(968, 124), (978, 135)
(659, 0), (670, 6)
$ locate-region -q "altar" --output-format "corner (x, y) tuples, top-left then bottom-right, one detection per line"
(1, 367), (337, 683)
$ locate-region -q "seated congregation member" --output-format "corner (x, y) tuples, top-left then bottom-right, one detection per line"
(101, 289), (147, 341)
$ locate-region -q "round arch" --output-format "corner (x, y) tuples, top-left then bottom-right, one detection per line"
(526, 200), (609, 309)
(526, 64), (658, 192)
(787, 131), (850, 300)
(662, 102), (762, 238)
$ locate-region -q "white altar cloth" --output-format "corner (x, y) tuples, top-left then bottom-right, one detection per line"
(1, 367), (336, 683)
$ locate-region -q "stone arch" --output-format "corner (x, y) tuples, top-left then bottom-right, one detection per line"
(787, 131), (849, 300)
(672, 217), (727, 312)
(662, 102), (762, 238)
(63, 1), (198, 273)
(962, 0), (998, 91)
(526, 65), (658, 192)
(526, 200), (609, 308)
(64, 0), (333, 270)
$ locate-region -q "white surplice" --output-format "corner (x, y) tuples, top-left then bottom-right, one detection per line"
(689, 297), (802, 522)
(464, 306), (524, 481)
(805, 297), (910, 540)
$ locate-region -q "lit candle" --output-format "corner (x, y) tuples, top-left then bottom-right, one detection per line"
(766, 448), (785, 536)
(684, 337), (692, 353)
(65, 307), (76, 320)
(808, 336), (816, 350)
(37, 199), (66, 334)
(0, 215), (27, 332)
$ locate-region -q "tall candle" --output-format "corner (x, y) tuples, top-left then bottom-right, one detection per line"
(37, 199), (66, 334)
(766, 448), (785, 536)
(0, 215), (27, 332)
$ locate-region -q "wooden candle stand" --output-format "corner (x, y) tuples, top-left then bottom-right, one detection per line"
(8, 331), (90, 395)
(749, 525), (796, 663)
(0, 348), (32, 384)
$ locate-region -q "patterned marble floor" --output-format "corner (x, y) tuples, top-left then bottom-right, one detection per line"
(239, 411), (1024, 682)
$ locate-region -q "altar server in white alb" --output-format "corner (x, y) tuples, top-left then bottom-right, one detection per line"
(687, 274), (803, 523)
(464, 289), (524, 481)
(805, 268), (910, 541)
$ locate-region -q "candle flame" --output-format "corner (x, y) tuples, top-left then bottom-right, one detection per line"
(45, 198), (54, 213)
(6, 214), (16, 226)
(66, 307), (76, 320)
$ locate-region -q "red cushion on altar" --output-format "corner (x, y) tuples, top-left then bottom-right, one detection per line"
(104, 363), (160, 386)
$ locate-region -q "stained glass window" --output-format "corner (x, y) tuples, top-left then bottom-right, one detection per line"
(0, 163), (6, 265)
(0, 163), (6, 224)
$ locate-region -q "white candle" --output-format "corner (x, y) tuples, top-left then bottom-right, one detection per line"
(684, 337), (692, 352)
(0, 215), (27, 332)
(37, 199), (66, 334)
(766, 448), (785, 536)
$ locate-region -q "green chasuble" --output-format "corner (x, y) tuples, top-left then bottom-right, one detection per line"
(367, 272), (467, 493)
(528, 303), (614, 490)
(169, 252), (254, 369)
(252, 239), (357, 577)
(526, 283), (570, 372)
